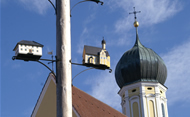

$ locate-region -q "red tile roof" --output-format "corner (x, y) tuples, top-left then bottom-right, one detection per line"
(72, 86), (127, 117)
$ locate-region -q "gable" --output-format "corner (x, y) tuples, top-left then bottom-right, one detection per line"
(31, 73), (126, 117)
(31, 73), (56, 117)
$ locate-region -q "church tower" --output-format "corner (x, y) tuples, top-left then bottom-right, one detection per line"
(115, 8), (168, 117)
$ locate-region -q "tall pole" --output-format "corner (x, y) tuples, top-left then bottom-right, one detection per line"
(56, 0), (72, 117)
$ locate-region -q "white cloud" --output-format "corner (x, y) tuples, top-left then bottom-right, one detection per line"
(18, 0), (54, 14)
(76, 13), (102, 54)
(77, 27), (91, 54)
(87, 71), (122, 111)
(72, 9), (95, 53)
(83, 13), (96, 25)
(107, 0), (182, 32)
(80, 0), (182, 47)
(12, 63), (21, 69)
(162, 40), (190, 105)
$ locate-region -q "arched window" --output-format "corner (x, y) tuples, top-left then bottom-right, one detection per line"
(88, 57), (93, 64)
(161, 103), (165, 117)
(149, 100), (155, 117)
(133, 102), (139, 117)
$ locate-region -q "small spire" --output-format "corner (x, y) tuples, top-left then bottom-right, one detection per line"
(102, 37), (106, 44)
(129, 7), (143, 47)
(134, 27), (143, 47)
(102, 37), (106, 49)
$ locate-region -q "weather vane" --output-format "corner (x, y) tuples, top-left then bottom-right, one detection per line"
(129, 7), (141, 27)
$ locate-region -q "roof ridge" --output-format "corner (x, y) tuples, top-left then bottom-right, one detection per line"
(84, 45), (102, 49)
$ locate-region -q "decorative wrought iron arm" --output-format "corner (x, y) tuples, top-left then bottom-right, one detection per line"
(37, 60), (56, 76)
(70, 60), (112, 73)
(48, 0), (57, 14)
(70, 0), (103, 16)
(12, 56), (56, 76)
(72, 67), (95, 81)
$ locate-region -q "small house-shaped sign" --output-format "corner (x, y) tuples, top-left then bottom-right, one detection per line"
(82, 39), (110, 69)
(13, 40), (43, 61)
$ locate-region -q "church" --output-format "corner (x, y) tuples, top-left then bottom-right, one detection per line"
(31, 10), (168, 117)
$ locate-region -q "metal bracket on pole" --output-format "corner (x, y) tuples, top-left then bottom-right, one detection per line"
(69, 59), (112, 73)
(70, 0), (104, 17)
(37, 60), (56, 76)
(12, 56), (56, 76)
(72, 67), (95, 82)
(48, 0), (57, 14)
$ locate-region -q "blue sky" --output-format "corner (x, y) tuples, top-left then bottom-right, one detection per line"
(1, 0), (190, 117)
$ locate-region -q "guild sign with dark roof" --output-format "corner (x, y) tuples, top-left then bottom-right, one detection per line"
(13, 40), (44, 61)
(82, 39), (110, 69)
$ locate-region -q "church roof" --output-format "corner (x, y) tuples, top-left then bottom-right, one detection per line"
(72, 86), (126, 117)
(115, 28), (167, 88)
(84, 45), (110, 57)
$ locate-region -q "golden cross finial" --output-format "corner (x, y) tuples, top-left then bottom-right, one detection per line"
(129, 7), (141, 27)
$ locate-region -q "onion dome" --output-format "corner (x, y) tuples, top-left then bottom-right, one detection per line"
(115, 23), (167, 88)
(102, 38), (106, 44)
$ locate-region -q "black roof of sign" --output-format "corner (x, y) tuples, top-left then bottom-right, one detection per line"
(84, 45), (110, 57)
(13, 40), (44, 51)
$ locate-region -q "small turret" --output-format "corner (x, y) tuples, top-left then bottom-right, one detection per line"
(102, 38), (106, 50)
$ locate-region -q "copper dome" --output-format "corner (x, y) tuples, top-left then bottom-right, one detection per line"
(115, 30), (167, 88)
